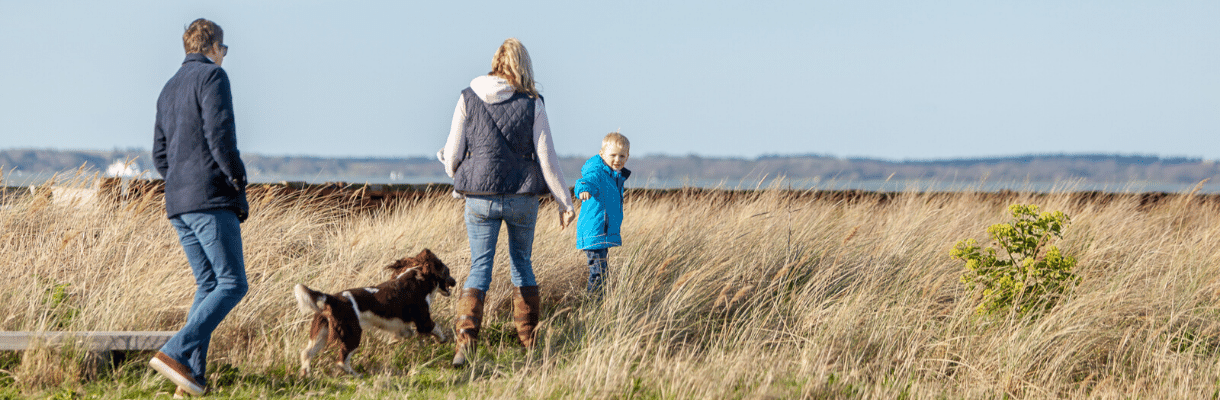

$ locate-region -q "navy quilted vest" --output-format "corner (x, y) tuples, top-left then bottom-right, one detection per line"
(453, 88), (550, 195)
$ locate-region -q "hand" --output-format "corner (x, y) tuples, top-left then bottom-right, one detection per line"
(560, 210), (575, 230)
(231, 178), (247, 192)
(579, 192), (590, 201)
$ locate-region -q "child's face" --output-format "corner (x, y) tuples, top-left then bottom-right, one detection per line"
(600, 144), (629, 171)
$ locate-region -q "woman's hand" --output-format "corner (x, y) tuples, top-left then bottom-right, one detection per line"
(579, 192), (590, 201)
(560, 210), (575, 229)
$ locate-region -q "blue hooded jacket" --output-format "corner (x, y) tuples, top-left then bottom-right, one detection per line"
(575, 155), (630, 250)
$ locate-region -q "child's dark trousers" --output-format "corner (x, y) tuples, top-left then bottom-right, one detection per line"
(585, 249), (609, 294)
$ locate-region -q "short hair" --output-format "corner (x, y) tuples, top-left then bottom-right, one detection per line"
(601, 132), (630, 153)
(489, 38), (538, 98)
(183, 18), (223, 54)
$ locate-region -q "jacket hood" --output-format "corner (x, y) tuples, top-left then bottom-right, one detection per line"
(581, 155), (609, 176)
(581, 155), (631, 179)
(470, 75), (517, 104)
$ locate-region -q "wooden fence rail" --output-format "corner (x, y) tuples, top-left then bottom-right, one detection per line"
(0, 331), (174, 351)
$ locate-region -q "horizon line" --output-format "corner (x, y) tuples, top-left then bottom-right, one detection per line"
(0, 147), (1211, 164)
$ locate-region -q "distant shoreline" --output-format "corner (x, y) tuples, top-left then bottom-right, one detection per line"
(4, 172), (1219, 194)
(3, 149), (1219, 193)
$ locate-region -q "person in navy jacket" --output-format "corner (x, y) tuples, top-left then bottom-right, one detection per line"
(148, 18), (248, 398)
(576, 132), (631, 295)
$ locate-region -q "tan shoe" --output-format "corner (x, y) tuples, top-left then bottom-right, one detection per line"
(150, 352), (205, 396)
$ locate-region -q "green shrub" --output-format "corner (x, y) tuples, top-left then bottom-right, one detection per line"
(40, 280), (78, 329)
(951, 204), (1080, 316)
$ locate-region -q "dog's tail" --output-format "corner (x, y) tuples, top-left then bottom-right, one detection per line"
(294, 284), (328, 315)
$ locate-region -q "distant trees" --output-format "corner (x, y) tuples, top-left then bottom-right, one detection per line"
(2, 149), (1217, 184)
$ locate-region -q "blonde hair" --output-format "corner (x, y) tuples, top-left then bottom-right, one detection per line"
(601, 131), (630, 153)
(183, 18), (223, 54)
(489, 38), (539, 98)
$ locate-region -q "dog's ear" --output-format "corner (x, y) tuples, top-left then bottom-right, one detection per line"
(412, 255), (430, 281)
(417, 258), (428, 279)
(385, 259), (406, 273)
(416, 249), (436, 272)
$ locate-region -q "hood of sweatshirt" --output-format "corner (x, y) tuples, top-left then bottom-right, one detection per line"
(469, 75), (517, 104)
(581, 155), (608, 178)
(581, 155), (632, 180)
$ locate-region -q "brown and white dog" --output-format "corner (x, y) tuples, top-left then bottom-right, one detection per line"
(294, 249), (458, 377)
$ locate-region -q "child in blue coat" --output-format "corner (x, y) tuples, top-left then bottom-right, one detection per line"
(576, 132), (631, 295)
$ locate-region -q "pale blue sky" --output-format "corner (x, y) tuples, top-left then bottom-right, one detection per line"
(0, 1), (1216, 160)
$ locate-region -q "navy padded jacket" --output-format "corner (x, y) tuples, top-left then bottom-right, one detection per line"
(452, 88), (550, 195)
(153, 53), (249, 221)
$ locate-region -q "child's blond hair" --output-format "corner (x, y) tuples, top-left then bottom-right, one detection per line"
(601, 132), (630, 153)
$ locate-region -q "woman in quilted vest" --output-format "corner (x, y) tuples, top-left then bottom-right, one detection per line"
(437, 38), (575, 367)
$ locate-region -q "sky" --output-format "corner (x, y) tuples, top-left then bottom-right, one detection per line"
(0, 1), (1217, 160)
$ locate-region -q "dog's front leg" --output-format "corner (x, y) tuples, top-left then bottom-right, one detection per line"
(391, 322), (418, 343)
(415, 316), (448, 343)
(428, 325), (449, 343)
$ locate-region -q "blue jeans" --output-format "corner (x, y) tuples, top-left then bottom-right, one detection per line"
(160, 209), (248, 387)
(463, 195), (539, 292)
(585, 249), (609, 294)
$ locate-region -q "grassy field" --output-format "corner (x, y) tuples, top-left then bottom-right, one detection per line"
(3, 175), (1220, 399)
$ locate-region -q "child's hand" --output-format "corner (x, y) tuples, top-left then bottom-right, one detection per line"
(579, 192), (590, 201)
(560, 210), (575, 229)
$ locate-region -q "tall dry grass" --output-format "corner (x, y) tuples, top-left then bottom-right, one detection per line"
(3, 174), (1220, 398)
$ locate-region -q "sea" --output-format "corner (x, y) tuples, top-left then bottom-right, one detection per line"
(5, 170), (1220, 194)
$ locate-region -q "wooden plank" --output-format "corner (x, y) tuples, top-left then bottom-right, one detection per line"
(0, 331), (174, 351)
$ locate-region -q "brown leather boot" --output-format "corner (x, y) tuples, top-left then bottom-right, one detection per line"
(452, 288), (485, 367)
(513, 285), (541, 348)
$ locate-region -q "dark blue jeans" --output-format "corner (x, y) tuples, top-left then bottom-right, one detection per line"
(585, 248), (608, 294)
(463, 194), (539, 292)
(160, 209), (248, 386)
